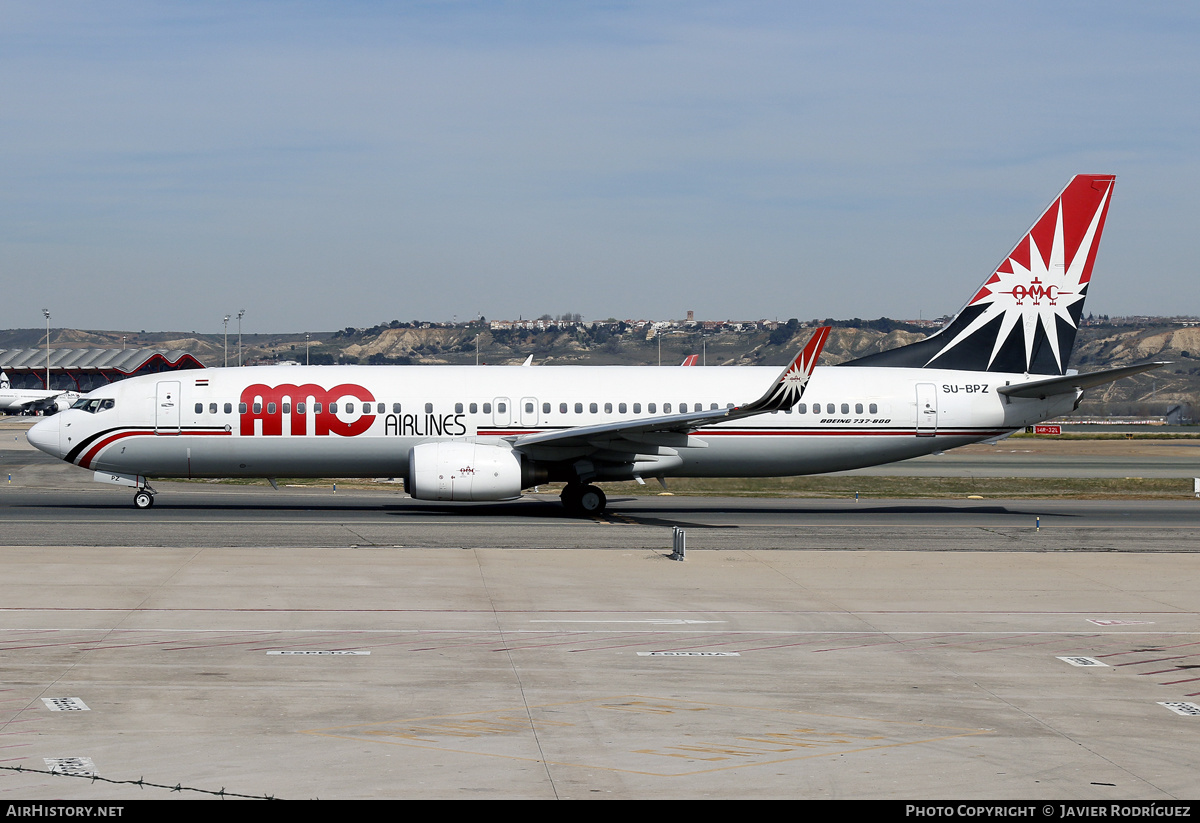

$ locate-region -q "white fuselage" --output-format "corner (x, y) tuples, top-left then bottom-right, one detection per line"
(28, 363), (1075, 482)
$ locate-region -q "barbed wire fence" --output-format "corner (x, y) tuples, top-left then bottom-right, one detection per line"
(1, 764), (279, 800)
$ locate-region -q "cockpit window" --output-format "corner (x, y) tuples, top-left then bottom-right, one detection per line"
(71, 398), (116, 414)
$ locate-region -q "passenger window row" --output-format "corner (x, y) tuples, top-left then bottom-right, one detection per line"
(193, 399), (882, 418)
(197, 401), (400, 415)
(196, 400), (737, 416)
(794, 402), (880, 415)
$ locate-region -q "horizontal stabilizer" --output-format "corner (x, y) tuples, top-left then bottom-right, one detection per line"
(997, 362), (1167, 399)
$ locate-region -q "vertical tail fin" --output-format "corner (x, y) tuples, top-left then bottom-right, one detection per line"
(844, 175), (1115, 375)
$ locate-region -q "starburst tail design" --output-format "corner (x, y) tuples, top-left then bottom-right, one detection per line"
(843, 175), (1115, 375)
(741, 326), (831, 413)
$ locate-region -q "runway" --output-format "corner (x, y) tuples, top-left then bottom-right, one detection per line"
(1, 420), (1199, 800)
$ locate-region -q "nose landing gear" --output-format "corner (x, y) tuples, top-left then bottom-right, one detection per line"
(93, 471), (157, 509)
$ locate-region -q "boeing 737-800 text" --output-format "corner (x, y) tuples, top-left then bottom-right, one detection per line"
(28, 175), (1161, 515)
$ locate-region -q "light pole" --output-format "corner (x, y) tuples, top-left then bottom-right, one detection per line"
(237, 309), (245, 366)
(305, 333), (310, 366)
(42, 309), (50, 389)
(223, 315), (231, 368)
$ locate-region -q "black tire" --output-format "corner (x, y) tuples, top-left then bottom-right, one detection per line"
(134, 491), (154, 509)
(576, 485), (606, 515)
(560, 484), (607, 516)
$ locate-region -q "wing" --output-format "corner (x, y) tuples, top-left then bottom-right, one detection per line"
(509, 327), (831, 457)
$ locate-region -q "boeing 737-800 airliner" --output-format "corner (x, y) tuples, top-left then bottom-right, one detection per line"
(27, 175), (1161, 515)
(0, 372), (76, 415)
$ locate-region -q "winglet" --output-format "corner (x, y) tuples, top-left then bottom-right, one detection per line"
(679, 354), (699, 366)
(737, 326), (830, 414)
(509, 326), (831, 452)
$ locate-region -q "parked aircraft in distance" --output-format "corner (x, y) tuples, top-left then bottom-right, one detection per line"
(28, 175), (1162, 515)
(0, 372), (76, 415)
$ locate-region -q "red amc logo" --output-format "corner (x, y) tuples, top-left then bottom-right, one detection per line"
(1001, 277), (1071, 306)
(240, 383), (376, 437)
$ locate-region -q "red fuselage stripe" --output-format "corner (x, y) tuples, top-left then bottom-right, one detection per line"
(477, 429), (1007, 438)
(78, 429), (230, 469)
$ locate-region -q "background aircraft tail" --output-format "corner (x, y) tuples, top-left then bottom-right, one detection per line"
(843, 174), (1115, 375)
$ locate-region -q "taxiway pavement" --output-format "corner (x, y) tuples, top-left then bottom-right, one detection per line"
(0, 420), (1198, 800)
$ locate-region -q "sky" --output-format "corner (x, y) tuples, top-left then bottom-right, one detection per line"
(2, 1), (1198, 334)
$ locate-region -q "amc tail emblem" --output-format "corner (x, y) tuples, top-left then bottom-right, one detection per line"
(1002, 278), (1069, 306)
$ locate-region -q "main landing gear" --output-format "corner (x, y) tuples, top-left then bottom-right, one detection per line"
(560, 483), (607, 517)
(133, 487), (156, 509)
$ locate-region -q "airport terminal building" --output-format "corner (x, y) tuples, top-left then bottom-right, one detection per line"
(0, 348), (205, 393)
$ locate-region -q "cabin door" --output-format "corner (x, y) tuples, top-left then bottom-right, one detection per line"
(155, 381), (181, 434)
(492, 397), (511, 427)
(915, 383), (937, 437)
(520, 397), (539, 427)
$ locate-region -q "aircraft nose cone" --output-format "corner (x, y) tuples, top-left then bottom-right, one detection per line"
(27, 415), (62, 458)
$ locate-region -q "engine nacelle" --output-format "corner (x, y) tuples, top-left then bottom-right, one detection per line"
(52, 393), (79, 413)
(407, 441), (525, 502)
